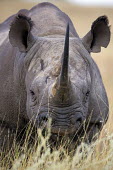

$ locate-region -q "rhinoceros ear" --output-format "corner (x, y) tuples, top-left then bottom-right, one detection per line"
(82, 16), (111, 53)
(9, 14), (35, 52)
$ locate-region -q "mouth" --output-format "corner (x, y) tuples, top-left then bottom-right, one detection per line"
(35, 115), (85, 150)
(37, 117), (83, 137)
(38, 121), (84, 143)
(37, 103), (84, 125)
(34, 103), (85, 145)
(51, 124), (82, 135)
(49, 129), (84, 151)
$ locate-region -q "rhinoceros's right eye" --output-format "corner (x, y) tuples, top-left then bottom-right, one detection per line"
(30, 90), (36, 102)
(30, 90), (35, 96)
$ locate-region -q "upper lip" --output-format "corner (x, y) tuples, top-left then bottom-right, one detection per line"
(36, 104), (85, 133)
(51, 122), (83, 135)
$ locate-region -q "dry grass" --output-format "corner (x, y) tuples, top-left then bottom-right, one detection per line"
(0, 1), (113, 169)
(1, 125), (113, 170)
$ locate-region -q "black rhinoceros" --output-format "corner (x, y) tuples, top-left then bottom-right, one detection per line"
(0, 2), (110, 149)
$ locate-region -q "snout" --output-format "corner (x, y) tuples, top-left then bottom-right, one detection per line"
(51, 114), (84, 135)
(38, 109), (84, 136)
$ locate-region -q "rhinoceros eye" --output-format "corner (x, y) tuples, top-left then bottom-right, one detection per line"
(84, 90), (90, 103)
(30, 90), (36, 102)
(86, 90), (90, 97)
(30, 90), (35, 96)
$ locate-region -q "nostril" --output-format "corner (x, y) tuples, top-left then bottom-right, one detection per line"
(76, 117), (82, 124)
(42, 116), (48, 122)
(39, 114), (48, 127)
(40, 113), (48, 122)
(71, 115), (83, 126)
(75, 116), (83, 127)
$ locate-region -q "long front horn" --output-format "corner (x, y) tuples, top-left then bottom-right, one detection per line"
(60, 23), (69, 86)
(50, 24), (71, 104)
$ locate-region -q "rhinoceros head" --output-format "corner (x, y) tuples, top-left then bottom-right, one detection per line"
(9, 14), (110, 143)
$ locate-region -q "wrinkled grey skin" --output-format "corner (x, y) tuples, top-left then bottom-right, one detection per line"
(0, 2), (110, 149)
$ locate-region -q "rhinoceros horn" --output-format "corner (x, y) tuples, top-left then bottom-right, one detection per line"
(60, 23), (69, 87)
(51, 24), (70, 104)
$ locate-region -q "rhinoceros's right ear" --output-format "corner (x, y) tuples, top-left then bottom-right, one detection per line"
(82, 16), (111, 53)
(9, 14), (35, 52)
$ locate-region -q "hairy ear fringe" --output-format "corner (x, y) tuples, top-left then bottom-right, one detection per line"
(10, 14), (34, 30)
(91, 15), (109, 32)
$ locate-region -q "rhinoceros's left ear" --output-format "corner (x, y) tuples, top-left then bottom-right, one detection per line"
(9, 14), (35, 52)
(82, 16), (111, 53)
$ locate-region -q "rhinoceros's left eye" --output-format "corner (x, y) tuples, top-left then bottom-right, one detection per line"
(84, 90), (90, 103)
